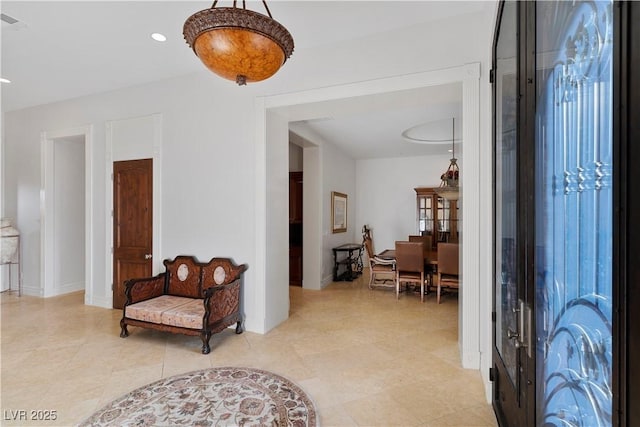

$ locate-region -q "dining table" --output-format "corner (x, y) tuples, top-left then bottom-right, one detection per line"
(377, 249), (439, 266)
(377, 248), (438, 288)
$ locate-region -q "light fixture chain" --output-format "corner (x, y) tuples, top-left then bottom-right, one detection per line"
(452, 118), (455, 159)
(211, 0), (270, 14)
(262, 0), (274, 18)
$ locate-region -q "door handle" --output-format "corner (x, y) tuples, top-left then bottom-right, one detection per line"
(507, 305), (521, 345)
(144, 254), (152, 260)
(522, 300), (532, 358)
(507, 329), (521, 348)
(513, 299), (532, 358)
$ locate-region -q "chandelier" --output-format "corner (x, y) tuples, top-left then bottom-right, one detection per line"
(183, 1), (294, 85)
(435, 118), (460, 201)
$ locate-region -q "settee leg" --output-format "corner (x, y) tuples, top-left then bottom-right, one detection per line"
(120, 321), (129, 338)
(201, 332), (212, 354)
(235, 321), (243, 334)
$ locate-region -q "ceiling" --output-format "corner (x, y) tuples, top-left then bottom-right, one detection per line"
(289, 83), (464, 159)
(1, 1), (495, 158)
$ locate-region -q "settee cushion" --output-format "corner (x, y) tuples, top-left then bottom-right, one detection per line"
(125, 295), (194, 324)
(161, 299), (205, 329)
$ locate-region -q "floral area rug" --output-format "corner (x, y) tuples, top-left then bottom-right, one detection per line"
(78, 367), (317, 427)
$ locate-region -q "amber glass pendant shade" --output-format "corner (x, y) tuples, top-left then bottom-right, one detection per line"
(184, 2), (294, 85)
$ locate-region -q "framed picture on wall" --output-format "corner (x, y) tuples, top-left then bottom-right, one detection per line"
(331, 191), (347, 233)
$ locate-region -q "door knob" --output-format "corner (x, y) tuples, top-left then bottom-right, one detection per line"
(507, 329), (521, 348)
(144, 254), (152, 260)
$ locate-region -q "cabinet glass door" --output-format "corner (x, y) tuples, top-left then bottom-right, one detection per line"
(534, 0), (613, 425)
(437, 197), (448, 237)
(418, 194), (433, 235)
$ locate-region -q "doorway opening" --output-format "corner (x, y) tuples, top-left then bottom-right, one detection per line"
(256, 64), (486, 378)
(40, 126), (93, 301)
(105, 113), (162, 309)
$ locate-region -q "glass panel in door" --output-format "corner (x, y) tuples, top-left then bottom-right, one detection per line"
(535, 1), (613, 425)
(493, 2), (528, 424)
(418, 195), (433, 235)
(439, 197), (450, 241)
(494, 0), (519, 390)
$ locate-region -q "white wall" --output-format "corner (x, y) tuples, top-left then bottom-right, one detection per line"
(355, 154), (456, 253)
(53, 138), (85, 294)
(3, 73), (259, 306)
(289, 143), (303, 172)
(302, 146), (322, 290)
(320, 140), (357, 285)
(287, 125), (357, 287)
(264, 110), (290, 329)
(2, 5), (496, 398)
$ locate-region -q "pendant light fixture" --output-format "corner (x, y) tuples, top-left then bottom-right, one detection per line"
(435, 118), (460, 201)
(183, 0), (294, 85)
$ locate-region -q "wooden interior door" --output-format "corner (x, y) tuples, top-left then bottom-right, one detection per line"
(113, 159), (153, 309)
(289, 171), (303, 286)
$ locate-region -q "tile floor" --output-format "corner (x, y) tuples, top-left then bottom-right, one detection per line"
(1, 271), (497, 427)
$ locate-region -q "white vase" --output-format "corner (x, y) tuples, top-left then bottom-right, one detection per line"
(1, 219), (20, 264)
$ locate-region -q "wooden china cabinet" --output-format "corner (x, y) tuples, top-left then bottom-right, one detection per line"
(414, 187), (458, 250)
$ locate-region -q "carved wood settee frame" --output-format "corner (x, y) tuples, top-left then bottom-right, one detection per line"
(119, 255), (247, 354)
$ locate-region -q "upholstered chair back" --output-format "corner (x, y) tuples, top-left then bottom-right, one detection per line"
(395, 241), (424, 273)
(409, 234), (432, 252)
(363, 237), (375, 259)
(438, 243), (460, 276)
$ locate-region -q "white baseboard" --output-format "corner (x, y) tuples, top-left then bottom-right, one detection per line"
(17, 284), (44, 297)
(244, 315), (265, 334)
(56, 281), (84, 295)
(86, 295), (113, 309)
(321, 274), (333, 288)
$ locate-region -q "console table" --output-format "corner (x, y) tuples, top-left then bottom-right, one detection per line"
(332, 243), (363, 281)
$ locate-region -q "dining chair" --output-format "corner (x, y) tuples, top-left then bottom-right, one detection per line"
(408, 234), (435, 290)
(408, 234), (433, 252)
(395, 241), (426, 302)
(363, 234), (395, 289)
(437, 242), (460, 303)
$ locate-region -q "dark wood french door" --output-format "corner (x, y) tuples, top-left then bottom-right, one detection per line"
(113, 159), (153, 309)
(492, 2), (532, 424)
(492, 1), (638, 425)
(623, 3), (640, 424)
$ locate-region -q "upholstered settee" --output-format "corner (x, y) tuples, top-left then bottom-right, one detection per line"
(119, 255), (247, 354)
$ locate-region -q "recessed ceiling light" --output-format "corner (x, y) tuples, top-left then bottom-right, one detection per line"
(151, 33), (166, 42)
(0, 77), (11, 84)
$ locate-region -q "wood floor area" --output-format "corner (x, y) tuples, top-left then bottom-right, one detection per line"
(1, 270), (496, 426)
